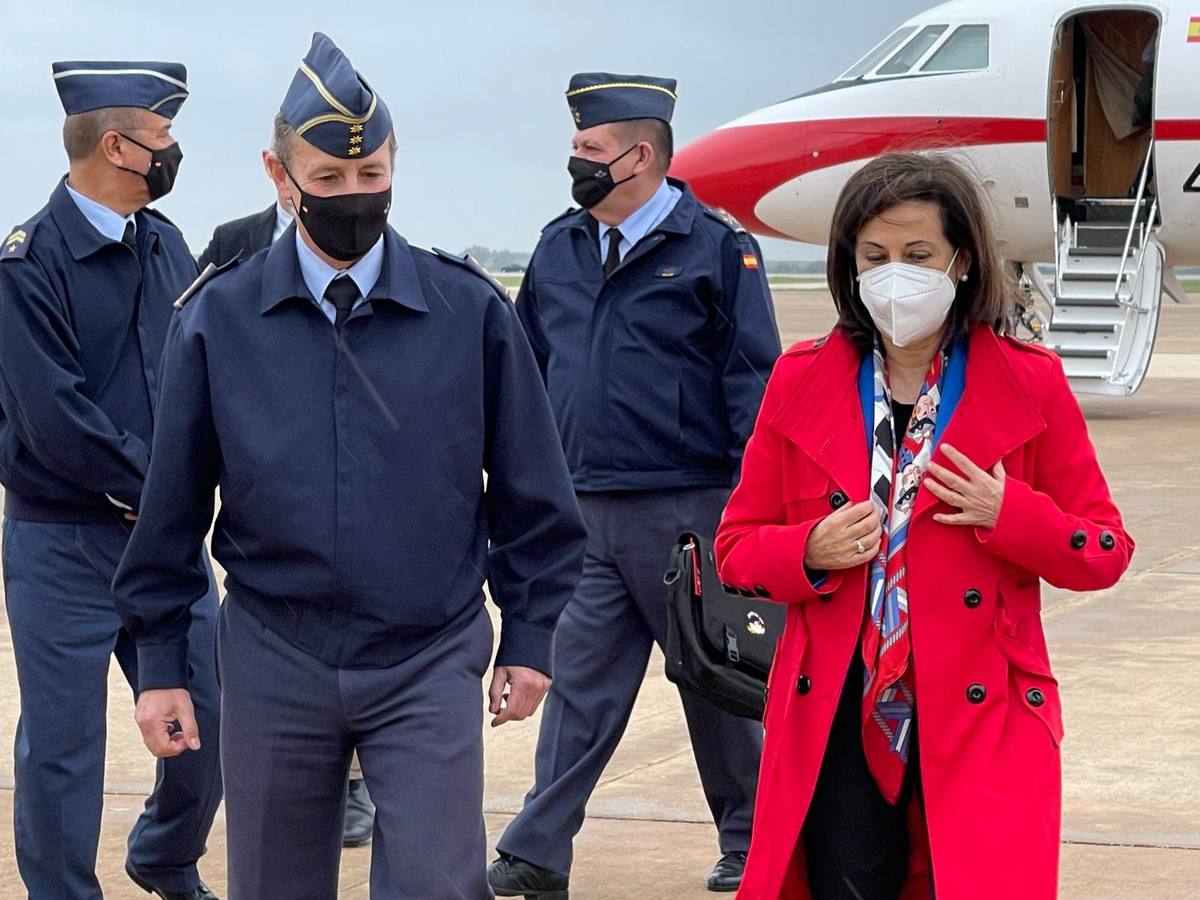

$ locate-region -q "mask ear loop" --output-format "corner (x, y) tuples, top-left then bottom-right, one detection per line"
(943, 248), (961, 278)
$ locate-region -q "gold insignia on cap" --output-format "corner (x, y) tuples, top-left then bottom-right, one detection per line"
(5, 229), (26, 253)
(351, 123), (364, 133)
(348, 146), (362, 156)
(571, 105), (581, 124)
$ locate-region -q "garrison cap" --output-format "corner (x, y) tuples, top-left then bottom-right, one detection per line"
(51, 60), (189, 119)
(280, 32), (392, 159)
(566, 72), (677, 129)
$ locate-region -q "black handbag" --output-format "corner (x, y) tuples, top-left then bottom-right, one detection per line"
(662, 532), (787, 720)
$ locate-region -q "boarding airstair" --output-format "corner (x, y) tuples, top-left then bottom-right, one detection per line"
(1030, 141), (1163, 396)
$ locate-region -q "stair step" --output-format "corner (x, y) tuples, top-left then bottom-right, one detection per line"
(1061, 256), (1134, 278)
(1069, 245), (1135, 257)
(1059, 356), (1118, 379)
(1057, 279), (1123, 303)
(1050, 306), (1127, 328)
(1045, 332), (1119, 353)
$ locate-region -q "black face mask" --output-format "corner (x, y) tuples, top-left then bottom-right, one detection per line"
(117, 133), (183, 201)
(568, 144), (639, 209)
(285, 167), (391, 262)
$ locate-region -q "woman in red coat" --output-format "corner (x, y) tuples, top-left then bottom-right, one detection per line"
(715, 153), (1133, 900)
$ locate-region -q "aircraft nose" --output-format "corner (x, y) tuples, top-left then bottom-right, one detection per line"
(671, 119), (808, 238)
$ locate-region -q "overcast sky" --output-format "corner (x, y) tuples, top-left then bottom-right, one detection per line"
(0, 0), (933, 261)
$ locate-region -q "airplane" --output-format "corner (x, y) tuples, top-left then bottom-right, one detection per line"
(670, 0), (1200, 396)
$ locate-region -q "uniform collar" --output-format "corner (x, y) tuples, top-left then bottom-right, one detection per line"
(598, 178), (679, 247)
(294, 227), (385, 303)
(49, 177), (157, 261)
(261, 224), (428, 315)
(64, 181), (135, 244)
(572, 176), (697, 238)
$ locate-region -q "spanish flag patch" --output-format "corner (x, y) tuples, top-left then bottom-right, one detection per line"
(742, 253), (760, 269)
(1190, 16), (1200, 42)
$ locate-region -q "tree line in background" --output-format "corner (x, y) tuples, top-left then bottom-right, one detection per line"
(461, 245), (827, 275)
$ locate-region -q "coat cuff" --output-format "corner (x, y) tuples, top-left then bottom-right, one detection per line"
(495, 620), (556, 677)
(719, 517), (844, 603)
(136, 642), (190, 693)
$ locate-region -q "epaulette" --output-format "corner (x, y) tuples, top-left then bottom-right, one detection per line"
(783, 334), (831, 357)
(1, 219), (40, 261)
(142, 206), (179, 228)
(703, 206), (748, 235)
(431, 248), (510, 301)
(174, 253), (242, 309)
(541, 207), (580, 233)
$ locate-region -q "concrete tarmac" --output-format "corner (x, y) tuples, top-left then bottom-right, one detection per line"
(1, 290), (1198, 898)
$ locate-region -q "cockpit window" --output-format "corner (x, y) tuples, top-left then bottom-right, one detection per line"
(876, 25), (949, 76)
(921, 24), (990, 72)
(838, 26), (917, 80)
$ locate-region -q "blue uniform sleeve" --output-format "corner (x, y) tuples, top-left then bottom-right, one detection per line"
(513, 257), (549, 382)
(716, 233), (782, 463)
(482, 294), (585, 676)
(0, 256), (150, 508)
(112, 313), (220, 692)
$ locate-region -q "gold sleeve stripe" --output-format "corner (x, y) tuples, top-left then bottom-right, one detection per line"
(565, 82), (677, 100)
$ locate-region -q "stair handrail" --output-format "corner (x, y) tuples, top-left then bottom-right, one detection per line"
(1114, 138), (1155, 301)
(1119, 195), (1159, 312)
(1051, 195), (1062, 295)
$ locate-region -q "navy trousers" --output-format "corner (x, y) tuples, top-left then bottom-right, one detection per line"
(217, 593), (495, 900)
(2, 518), (222, 899)
(498, 488), (761, 875)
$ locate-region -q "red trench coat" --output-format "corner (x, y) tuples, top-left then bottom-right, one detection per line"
(715, 327), (1133, 899)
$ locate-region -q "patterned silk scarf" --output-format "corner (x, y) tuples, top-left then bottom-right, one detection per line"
(860, 336), (949, 805)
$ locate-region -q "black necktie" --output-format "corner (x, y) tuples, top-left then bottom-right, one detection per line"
(603, 228), (624, 278)
(121, 221), (136, 250)
(325, 276), (360, 332)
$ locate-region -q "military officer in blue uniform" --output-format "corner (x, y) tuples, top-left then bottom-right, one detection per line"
(0, 62), (222, 899)
(113, 34), (586, 900)
(489, 74), (782, 897)
(196, 139), (378, 850)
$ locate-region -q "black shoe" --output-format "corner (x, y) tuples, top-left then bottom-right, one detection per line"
(706, 851), (747, 892)
(488, 852), (569, 899)
(126, 863), (219, 900)
(342, 777), (376, 847)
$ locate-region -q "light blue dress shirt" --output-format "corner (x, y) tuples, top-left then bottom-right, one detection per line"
(294, 230), (384, 324)
(65, 182), (136, 243)
(598, 178), (682, 265)
(273, 202), (293, 242)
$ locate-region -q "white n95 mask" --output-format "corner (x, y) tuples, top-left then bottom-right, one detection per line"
(857, 250), (959, 347)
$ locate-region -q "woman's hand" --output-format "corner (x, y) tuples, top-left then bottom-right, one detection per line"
(804, 500), (882, 572)
(925, 444), (1006, 530)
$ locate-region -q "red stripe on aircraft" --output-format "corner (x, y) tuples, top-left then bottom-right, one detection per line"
(1155, 119), (1200, 141)
(672, 117), (1046, 238)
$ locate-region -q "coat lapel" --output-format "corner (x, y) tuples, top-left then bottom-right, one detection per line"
(769, 331), (870, 502)
(911, 328), (1047, 522)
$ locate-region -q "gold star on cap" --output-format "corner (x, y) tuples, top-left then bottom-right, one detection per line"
(348, 146), (362, 155)
(350, 123), (364, 133)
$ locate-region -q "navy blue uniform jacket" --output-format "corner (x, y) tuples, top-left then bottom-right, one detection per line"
(516, 179), (781, 493)
(114, 226), (586, 690)
(0, 179), (197, 522)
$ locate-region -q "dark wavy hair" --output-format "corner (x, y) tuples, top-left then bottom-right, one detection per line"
(826, 152), (1016, 353)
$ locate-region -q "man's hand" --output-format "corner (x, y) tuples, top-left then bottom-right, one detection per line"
(488, 666), (551, 728)
(134, 688), (201, 757)
(803, 499), (882, 572)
